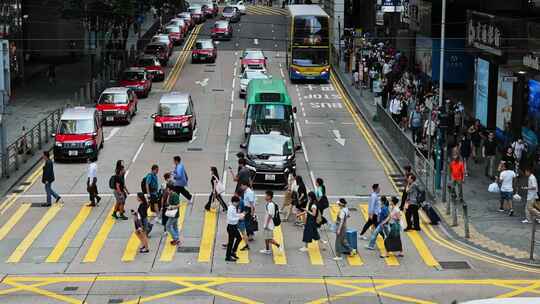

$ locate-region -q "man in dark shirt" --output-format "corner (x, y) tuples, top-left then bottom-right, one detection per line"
(42, 151), (62, 207)
(482, 132), (498, 179)
(229, 157), (252, 194)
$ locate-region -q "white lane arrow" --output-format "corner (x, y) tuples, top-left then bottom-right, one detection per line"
(254, 38), (259, 45)
(195, 78), (209, 87)
(332, 129), (346, 146)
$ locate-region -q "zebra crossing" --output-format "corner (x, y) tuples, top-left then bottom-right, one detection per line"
(0, 198), (441, 269)
(246, 5), (288, 16)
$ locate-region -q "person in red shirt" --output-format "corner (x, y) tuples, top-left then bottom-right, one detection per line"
(449, 155), (465, 202)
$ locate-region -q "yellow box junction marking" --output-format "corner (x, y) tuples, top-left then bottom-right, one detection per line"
(358, 204), (399, 266)
(0, 203), (31, 240)
(272, 225), (287, 265)
(83, 206), (116, 263)
(160, 202), (188, 262)
(7, 204), (62, 263)
(198, 208), (218, 262)
(328, 204), (363, 266)
(307, 241), (324, 265)
(46, 205), (92, 263)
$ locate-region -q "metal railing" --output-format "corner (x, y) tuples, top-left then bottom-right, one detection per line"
(376, 103), (437, 199)
(1, 108), (63, 179)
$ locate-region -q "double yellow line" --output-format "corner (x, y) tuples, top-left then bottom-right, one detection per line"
(163, 25), (203, 91)
(330, 71), (540, 273)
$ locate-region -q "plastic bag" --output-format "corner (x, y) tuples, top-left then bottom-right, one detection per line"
(488, 182), (500, 193)
(513, 194), (522, 202)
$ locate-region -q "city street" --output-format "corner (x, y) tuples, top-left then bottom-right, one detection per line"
(0, 6), (539, 304)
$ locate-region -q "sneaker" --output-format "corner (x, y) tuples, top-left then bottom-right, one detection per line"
(231, 254), (239, 259)
(139, 247), (149, 253)
(299, 247), (308, 252)
(359, 235), (367, 240)
(259, 249), (272, 255)
(498, 209), (505, 212)
(96, 196), (102, 204)
(240, 245), (249, 251)
(350, 249), (357, 256)
(225, 257), (237, 262)
(321, 240), (328, 244)
(332, 256), (343, 261)
(278, 245), (284, 252)
(112, 213), (118, 219)
(55, 197), (62, 204)
(365, 245), (375, 250)
(119, 215), (128, 220)
(509, 209), (514, 217)
(522, 219), (530, 224)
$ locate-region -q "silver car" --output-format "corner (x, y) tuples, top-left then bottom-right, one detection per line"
(239, 69), (271, 98)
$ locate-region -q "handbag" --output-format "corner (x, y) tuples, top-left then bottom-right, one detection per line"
(214, 177), (225, 194)
(488, 182), (500, 193)
(165, 206), (178, 218)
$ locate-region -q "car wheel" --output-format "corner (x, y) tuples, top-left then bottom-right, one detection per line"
(153, 133), (160, 142)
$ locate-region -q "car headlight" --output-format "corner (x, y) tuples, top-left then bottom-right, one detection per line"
(55, 142), (62, 147)
(84, 141), (94, 147)
(118, 110), (127, 115)
(158, 70), (164, 74)
(181, 121), (190, 127)
(154, 122), (162, 127)
(137, 85), (144, 89)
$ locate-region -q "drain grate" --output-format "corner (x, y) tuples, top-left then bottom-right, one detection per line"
(206, 64), (216, 67)
(20, 182), (31, 186)
(177, 246), (200, 253)
(30, 203), (44, 207)
(64, 286), (78, 291)
(204, 70), (215, 73)
(212, 88), (225, 92)
(108, 299), (123, 304)
(439, 261), (471, 270)
(12, 189), (23, 193)
(187, 147), (203, 151)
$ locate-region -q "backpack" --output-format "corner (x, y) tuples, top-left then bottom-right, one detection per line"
(269, 202), (281, 227)
(411, 111), (422, 128)
(109, 175), (116, 190)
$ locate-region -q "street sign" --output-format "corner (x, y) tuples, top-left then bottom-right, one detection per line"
(503, 76), (518, 82)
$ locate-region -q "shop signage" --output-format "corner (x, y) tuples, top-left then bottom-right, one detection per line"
(467, 12), (503, 56)
(523, 54), (540, 71)
(381, 0), (403, 12)
(403, 0), (431, 36)
(503, 76), (518, 82)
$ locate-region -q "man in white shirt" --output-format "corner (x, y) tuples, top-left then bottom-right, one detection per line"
(242, 183), (256, 242)
(498, 162), (516, 216)
(522, 168), (538, 223)
(389, 97), (402, 124)
(86, 157), (101, 207)
(512, 138), (527, 174)
(260, 191), (282, 255)
(226, 196), (244, 262)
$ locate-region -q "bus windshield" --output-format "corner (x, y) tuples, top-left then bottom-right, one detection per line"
(292, 48), (329, 66)
(293, 16), (329, 46)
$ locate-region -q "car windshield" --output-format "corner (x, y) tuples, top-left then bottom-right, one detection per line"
(123, 72), (144, 81)
(138, 58), (158, 66)
(171, 20), (185, 26)
(152, 36), (169, 44)
(159, 103), (189, 116)
(166, 27), (179, 33)
(248, 134), (293, 156)
(196, 41), (213, 49)
(223, 7), (234, 13)
(98, 93), (128, 104)
(59, 119), (94, 134)
(189, 8), (201, 13)
(244, 51), (264, 59)
(292, 48), (329, 66)
(248, 104), (289, 120)
(214, 22), (227, 29)
(244, 71), (269, 80)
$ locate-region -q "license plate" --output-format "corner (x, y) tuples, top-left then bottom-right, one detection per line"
(265, 174), (275, 181)
(167, 130), (176, 135)
(106, 116), (114, 121)
(68, 150), (78, 156)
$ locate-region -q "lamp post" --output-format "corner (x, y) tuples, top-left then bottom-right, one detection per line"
(439, 0), (447, 202)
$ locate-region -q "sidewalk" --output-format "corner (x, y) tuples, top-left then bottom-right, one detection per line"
(0, 12), (158, 196)
(333, 61), (539, 263)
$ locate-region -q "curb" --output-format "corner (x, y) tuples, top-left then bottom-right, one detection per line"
(331, 66), (540, 267)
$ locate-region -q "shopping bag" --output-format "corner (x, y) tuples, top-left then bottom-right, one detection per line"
(488, 182), (500, 193)
(513, 194), (522, 202)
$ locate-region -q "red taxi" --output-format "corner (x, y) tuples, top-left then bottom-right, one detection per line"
(136, 55), (165, 82)
(53, 107), (104, 161)
(119, 67), (153, 98)
(191, 39), (217, 63)
(240, 49), (268, 72)
(165, 25), (183, 45)
(188, 5), (205, 24)
(169, 18), (188, 36)
(211, 20), (232, 40)
(96, 87), (138, 124)
(177, 12), (194, 30)
(152, 92), (197, 141)
(144, 42), (169, 66)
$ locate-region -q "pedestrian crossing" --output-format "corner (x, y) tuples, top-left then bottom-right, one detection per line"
(246, 5), (288, 16)
(0, 200), (442, 269)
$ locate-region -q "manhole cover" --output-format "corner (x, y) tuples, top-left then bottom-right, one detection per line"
(439, 261), (471, 270)
(108, 299), (123, 304)
(187, 147), (203, 151)
(177, 246), (200, 253)
(64, 286), (78, 291)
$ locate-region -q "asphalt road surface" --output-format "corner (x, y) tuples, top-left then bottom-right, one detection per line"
(0, 6), (539, 304)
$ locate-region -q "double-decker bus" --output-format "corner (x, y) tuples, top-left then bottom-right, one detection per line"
(287, 5), (330, 82)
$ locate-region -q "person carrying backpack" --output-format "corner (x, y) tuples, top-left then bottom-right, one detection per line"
(142, 165), (160, 216)
(260, 190), (282, 255)
(409, 105), (423, 144)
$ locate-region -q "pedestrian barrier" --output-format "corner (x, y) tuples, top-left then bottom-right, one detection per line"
(1, 108), (63, 179)
(376, 104), (437, 199)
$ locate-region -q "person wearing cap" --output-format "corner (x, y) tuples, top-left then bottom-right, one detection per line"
(333, 198), (356, 260)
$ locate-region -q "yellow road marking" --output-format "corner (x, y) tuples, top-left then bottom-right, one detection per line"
(7, 204), (62, 263)
(495, 281), (540, 298)
(272, 225), (287, 265)
(46, 205), (92, 263)
(307, 282), (401, 304)
(3, 280), (83, 304)
(121, 231), (141, 262)
(165, 25), (202, 91)
(307, 241), (324, 265)
(405, 229), (439, 267)
(0, 203), (31, 240)
(0, 167), (42, 215)
(163, 25), (200, 89)
(198, 208), (218, 262)
(160, 203), (187, 262)
(236, 239), (249, 264)
(358, 204), (399, 266)
(328, 204), (363, 266)
(83, 206), (116, 263)
(121, 281), (224, 304)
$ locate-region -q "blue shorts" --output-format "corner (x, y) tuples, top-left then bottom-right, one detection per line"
(501, 191), (513, 200)
(238, 220), (246, 232)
